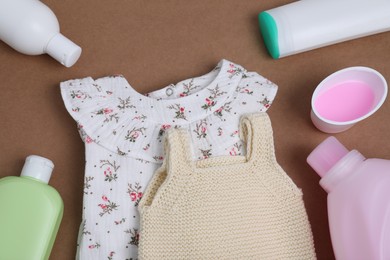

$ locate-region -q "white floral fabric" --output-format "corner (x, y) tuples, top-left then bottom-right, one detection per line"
(60, 59), (278, 260)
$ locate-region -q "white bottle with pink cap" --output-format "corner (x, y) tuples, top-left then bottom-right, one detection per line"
(307, 136), (390, 260)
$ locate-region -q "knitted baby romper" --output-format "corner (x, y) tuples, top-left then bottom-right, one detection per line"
(138, 113), (316, 259)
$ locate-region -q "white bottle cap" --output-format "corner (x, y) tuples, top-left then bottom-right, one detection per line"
(45, 33), (82, 67)
(21, 155), (54, 184)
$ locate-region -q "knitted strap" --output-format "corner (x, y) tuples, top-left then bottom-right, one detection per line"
(240, 113), (303, 198)
(239, 113), (275, 164)
(163, 128), (194, 173)
(138, 129), (194, 211)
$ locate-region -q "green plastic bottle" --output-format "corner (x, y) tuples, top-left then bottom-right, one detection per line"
(0, 155), (64, 260)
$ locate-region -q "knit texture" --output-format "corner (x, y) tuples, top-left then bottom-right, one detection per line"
(138, 113), (316, 259)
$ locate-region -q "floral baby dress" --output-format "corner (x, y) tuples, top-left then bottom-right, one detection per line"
(60, 59), (278, 259)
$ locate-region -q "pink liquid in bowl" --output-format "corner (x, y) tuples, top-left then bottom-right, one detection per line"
(314, 81), (375, 122)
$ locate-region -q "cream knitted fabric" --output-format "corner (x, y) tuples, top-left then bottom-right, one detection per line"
(138, 113), (316, 259)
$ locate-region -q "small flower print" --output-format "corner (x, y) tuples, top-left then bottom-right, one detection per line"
(201, 86), (227, 111)
(167, 104), (187, 120)
(100, 160), (120, 182)
(117, 97), (136, 110)
(217, 127), (223, 136)
(72, 107), (80, 112)
(179, 79), (201, 97)
(135, 158), (150, 164)
(84, 176), (94, 195)
(200, 149), (212, 159)
(77, 124), (93, 144)
(108, 251), (115, 260)
(132, 114), (147, 121)
(125, 127), (146, 142)
(230, 130), (239, 137)
(103, 108), (113, 114)
(236, 86), (253, 95)
(127, 183), (143, 206)
(193, 120), (208, 139)
(114, 218), (126, 225)
(143, 143), (150, 151)
(213, 101), (232, 120)
(85, 136), (93, 144)
(234, 142), (243, 153)
(70, 90), (91, 100)
(94, 108), (119, 123)
(125, 228), (140, 246)
(227, 63), (244, 78)
(243, 88), (253, 95)
(228, 142), (243, 156)
(88, 242), (101, 249)
(152, 155), (164, 162)
(103, 167), (117, 182)
(81, 220), (91, 235)
(229, 147), (238, 156)
(117, 147), (128, 156)
(202, 98), (216, 110)
(98, 195), (119, 217)
(258, 97), (271, 109)
(92, 83), (103, 92)
(158, 124), (171, 138)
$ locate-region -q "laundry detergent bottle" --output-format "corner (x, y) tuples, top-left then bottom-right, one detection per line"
(0, 155), (64, 260)
(307, 136), (390, 260)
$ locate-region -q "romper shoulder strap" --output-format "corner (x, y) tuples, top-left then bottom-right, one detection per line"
(138, 128), (194, 210)
(239, 113), (275, 165)
(239, 113), (302, 197)
(163, 128), (195, 173)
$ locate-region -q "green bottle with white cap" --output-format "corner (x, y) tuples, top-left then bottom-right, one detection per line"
(0, 155), (64, 260)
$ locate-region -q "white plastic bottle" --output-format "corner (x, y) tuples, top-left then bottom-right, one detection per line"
(258, 0), (390, 59)
(0, 0), (82, 67)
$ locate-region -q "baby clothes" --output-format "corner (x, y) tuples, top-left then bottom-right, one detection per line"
(60, 59), (278, 259)
(138, 113), (316, 259)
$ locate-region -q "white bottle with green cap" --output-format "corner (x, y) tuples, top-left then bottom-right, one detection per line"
(258, 0), (390, 59)
(0, 155), (64, 260)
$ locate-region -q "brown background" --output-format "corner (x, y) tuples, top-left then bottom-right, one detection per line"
(0, 0), (389, 259)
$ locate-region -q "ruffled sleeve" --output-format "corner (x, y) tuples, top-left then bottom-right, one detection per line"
(186, 71), (278, 160)
(60, 76), (174, 162)
(60, 76), (117, 143)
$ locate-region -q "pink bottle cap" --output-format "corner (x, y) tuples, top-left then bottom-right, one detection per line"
(307, 136), (349, 178)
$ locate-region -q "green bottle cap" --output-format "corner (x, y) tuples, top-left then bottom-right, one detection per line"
(258, 11), (280, 59)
